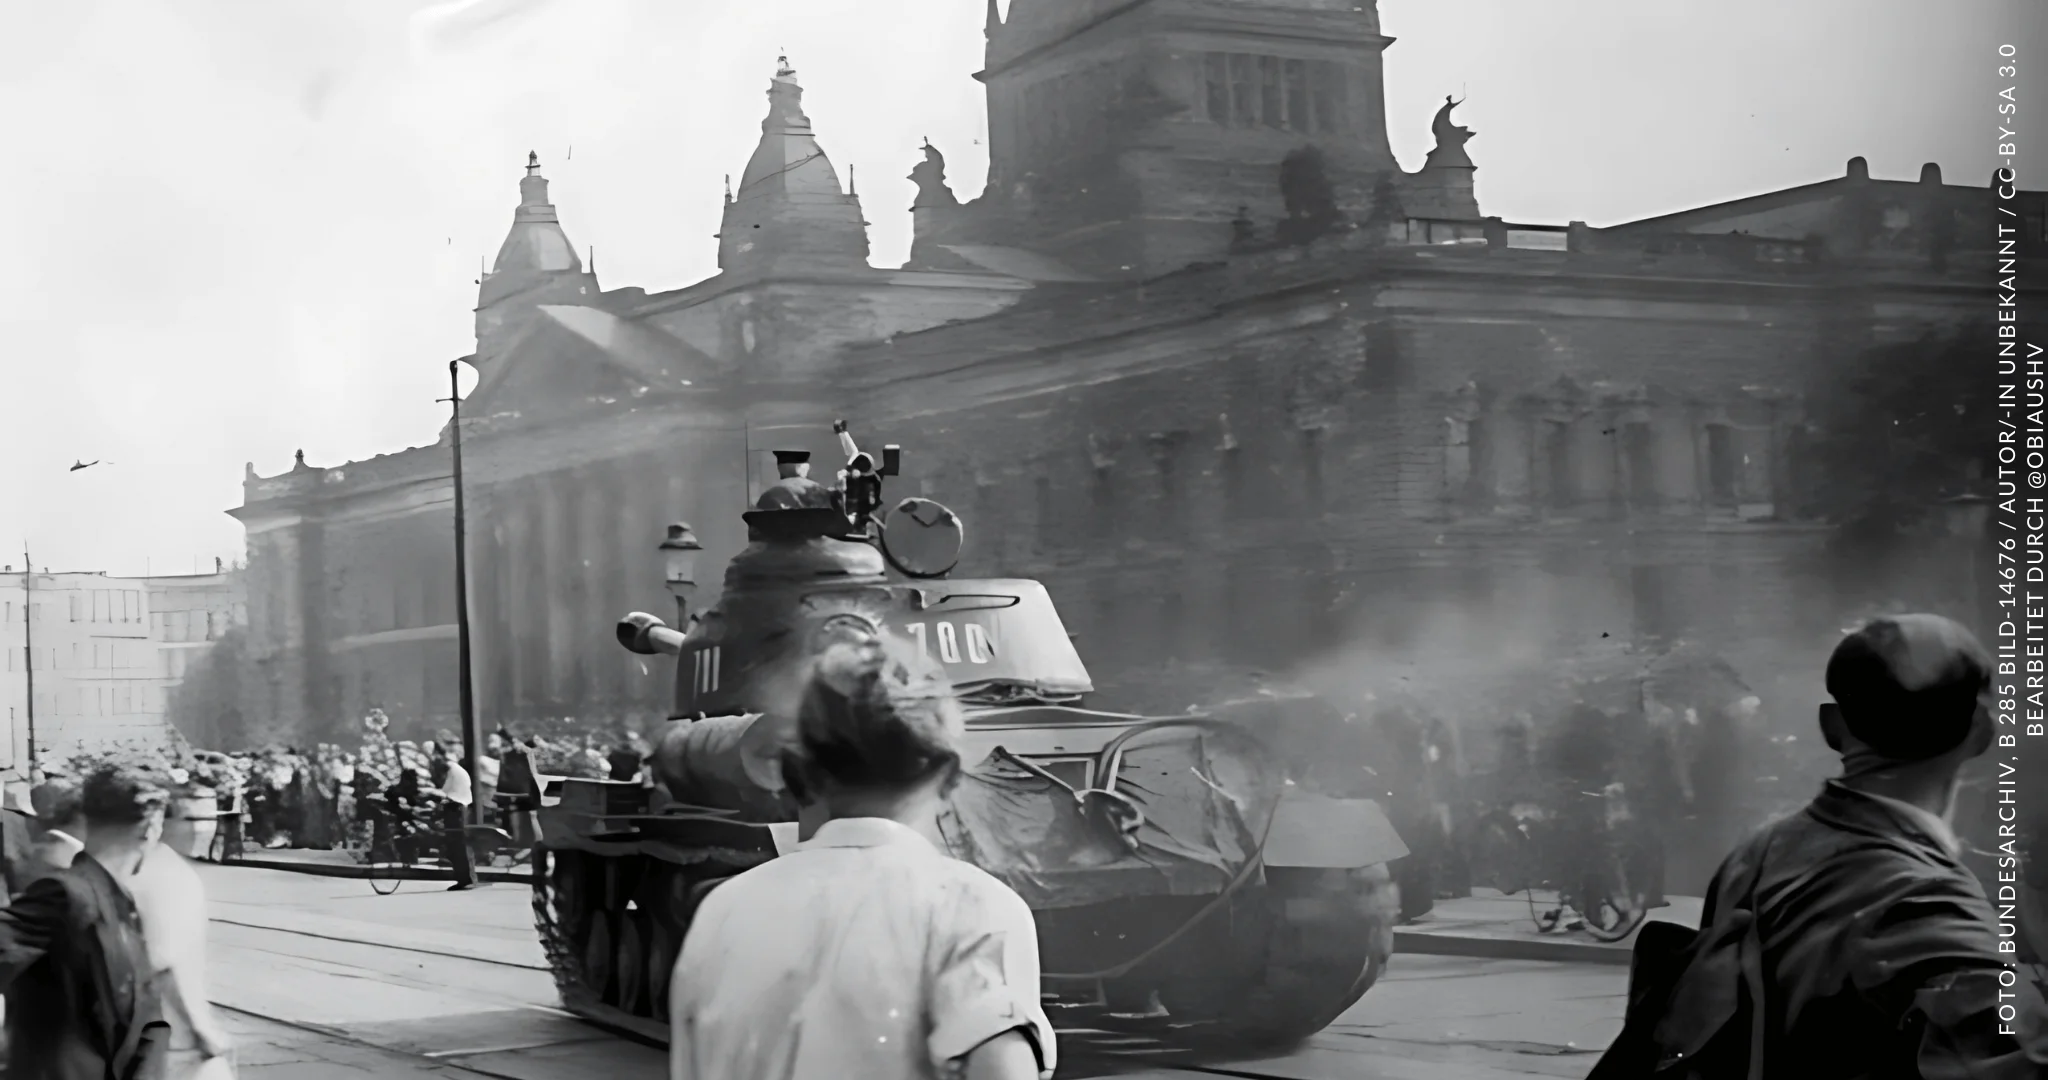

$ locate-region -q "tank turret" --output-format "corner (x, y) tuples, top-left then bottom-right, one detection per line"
(539, 420), (1409, 1054)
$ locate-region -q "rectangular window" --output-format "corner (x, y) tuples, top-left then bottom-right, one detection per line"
(1258, 56), (1285, 128)
(1203, 53), (1230, 121)
(1444, 417), (1473, 497)
(1284, 60), (1310, 131)
(1222, 446), (1248, 510)
(93, 590), (108, 623)
(1228, 54), (1256, 126)
(1624, 423), (1657, 505)
(115, 685), (132, 715)
(1705, 424), (1738, 506)
(1543, 420), (1575, 509)
(1310, 63), (1342, 134)
(1090, 467), (1118, 540)
(170, 610), (189, 642)
(70, 594), (84, 621)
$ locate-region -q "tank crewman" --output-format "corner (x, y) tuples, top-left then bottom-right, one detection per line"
(756, 451), (836, 511)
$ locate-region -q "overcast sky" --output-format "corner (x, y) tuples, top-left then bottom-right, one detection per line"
(1, 0), (2037, 577)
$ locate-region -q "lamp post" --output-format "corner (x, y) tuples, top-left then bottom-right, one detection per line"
(660, 523), (703, 629)
(443, 359), (482, 825)
(19, 551), (34, 781)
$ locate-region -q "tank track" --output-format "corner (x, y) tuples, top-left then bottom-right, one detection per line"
(535, 830), (1397, 1054)
(532, 843), (772, 1041)
(530, 849), (587, 1006)
(1145, 863), (1400, 1053)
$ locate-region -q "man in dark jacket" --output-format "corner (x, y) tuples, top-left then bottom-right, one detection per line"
(1596, 614), (2047, 1078)
(0, 763), (172, 1080)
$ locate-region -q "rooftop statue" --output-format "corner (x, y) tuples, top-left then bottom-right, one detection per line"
(909, 138), (958, 209)
(1426, 95), (1476, 169)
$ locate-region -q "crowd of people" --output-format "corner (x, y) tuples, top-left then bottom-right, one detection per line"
(34, 714), (648, 859)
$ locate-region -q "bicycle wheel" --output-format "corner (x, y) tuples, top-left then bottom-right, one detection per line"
(1573, 847), (1652, 942)
(367, 839), (406, 896)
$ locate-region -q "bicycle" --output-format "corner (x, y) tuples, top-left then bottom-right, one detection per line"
(1466, 788), (1658, 943)
(342, 794), (435, 896)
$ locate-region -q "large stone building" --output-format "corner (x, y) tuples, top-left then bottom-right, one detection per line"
(232, 0), (2043, 791)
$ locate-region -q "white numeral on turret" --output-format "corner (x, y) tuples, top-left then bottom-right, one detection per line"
(902, 621), (993, 665)
(694, 647), (722, 694)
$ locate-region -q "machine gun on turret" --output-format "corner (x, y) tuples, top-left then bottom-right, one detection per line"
(829, 420), (900, 539)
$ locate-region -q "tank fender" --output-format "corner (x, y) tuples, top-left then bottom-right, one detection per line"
(1263, 790), (1409, 869)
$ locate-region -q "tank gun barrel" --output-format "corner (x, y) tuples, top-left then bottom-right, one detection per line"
(617, 611), (687, 656)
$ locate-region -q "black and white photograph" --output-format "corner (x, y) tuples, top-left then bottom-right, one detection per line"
(1, 1), (2044, 1077)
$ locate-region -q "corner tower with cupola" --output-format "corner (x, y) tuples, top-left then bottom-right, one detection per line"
(717, 56), (874, 278)
(475, 153), (600, 372)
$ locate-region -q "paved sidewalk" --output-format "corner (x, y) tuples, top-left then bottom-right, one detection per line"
(1394, 890), (1704, 966)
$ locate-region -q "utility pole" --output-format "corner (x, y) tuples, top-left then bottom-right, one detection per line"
(20, 550), (34, 779)
(442, 361), (481, 825)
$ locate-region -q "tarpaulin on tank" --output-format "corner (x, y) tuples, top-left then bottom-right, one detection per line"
(936, 725), (1286, 910)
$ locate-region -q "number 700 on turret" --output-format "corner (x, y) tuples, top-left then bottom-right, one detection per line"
(900, 619), (998, 665)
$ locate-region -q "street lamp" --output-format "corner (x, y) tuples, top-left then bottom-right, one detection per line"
(660, 523), (703, 629)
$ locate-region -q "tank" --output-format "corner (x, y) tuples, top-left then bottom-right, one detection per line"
(531, 422), (1409, 1053)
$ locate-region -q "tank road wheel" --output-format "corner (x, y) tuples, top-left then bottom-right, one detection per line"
(585, 909), (617, 1007)
(1163, 863), (1400, 1053)
(641, 865), (687, 1018)
(648, 919), (680, 1018)
(615, 911), (649, 1017)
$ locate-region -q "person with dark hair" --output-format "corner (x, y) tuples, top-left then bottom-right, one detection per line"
(1593, 614), (2048, 1078)
(18, 782), (88, 889)
(667, 633), (1055, 1080)
(0, 762), (174, 1080)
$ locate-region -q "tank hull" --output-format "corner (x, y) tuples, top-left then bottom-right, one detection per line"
(533, 701), (1405, 1053)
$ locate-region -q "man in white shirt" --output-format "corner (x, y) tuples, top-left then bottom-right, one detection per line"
(436, 751), (478, 892)
(669, 636), (1053, 1080)
(128, 842), (232, 1078)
